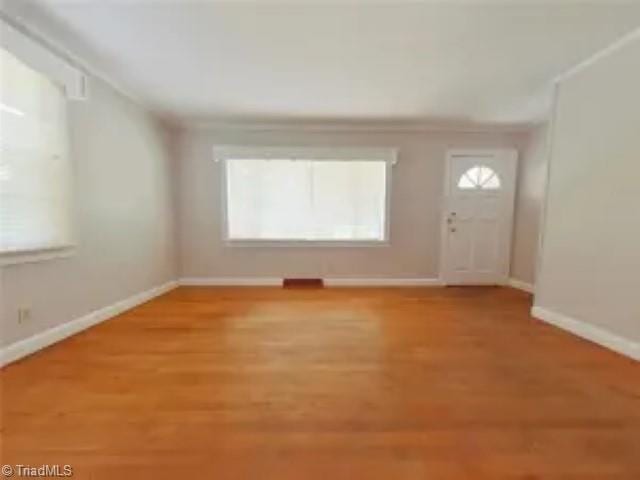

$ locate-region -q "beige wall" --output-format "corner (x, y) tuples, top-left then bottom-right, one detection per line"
(0, 88), (548, 351)
(177, 127), (533, 280)
(535, 34), (640, 343)
(510, 124), (548, 286)
(0, 78), (177, 347)
(0, 85), (548, 351)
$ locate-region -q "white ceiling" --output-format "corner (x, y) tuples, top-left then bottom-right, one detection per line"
(8, 0), (640, 126)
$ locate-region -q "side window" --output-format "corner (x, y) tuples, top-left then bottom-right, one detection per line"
(0, 47), (72, 256)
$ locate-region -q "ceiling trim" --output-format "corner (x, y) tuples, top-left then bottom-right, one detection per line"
(181, 118), (538, 134)
(0, 5), (539, 134)
(554, 25), (640, 85)
(2, 0), (573, 131)
(0, 3), (146, 110)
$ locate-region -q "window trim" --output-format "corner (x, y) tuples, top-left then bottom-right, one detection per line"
(0, 18), (87, 99)
(0, 20), (82, 264)
(0, 246), (76, 267)
(214, 146), (396, 247)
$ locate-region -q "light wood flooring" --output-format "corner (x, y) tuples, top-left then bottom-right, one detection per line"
(1, 286), (639, 479)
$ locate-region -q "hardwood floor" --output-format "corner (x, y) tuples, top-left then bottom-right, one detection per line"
(1, 286), (639, 479)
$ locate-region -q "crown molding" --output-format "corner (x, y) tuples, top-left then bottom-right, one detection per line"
(554, 25), (640, 85)
(180, 118), (537, 134)
(0, 1), (146, 109)
(0, 0), (551, 133)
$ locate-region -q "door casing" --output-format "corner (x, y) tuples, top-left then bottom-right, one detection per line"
(439, 149), (518, 286)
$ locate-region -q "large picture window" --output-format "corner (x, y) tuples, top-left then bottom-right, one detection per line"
(0, 47), (72, 257)
(219, 147), (395, 244)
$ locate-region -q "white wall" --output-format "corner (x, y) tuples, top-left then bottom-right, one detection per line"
(176, 126), (531, 281)
(0, 77), (177, 347)
(535, 33), (640, 347)
(510, 124), (548, 286)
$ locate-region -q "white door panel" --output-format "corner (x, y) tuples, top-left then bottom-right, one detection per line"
(474, 220), (499, 271)
(441, 150), (517, 285)
(450, 222), (472, 271)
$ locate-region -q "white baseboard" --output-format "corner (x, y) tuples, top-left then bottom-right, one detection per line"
(179, 277), (444, 287)
(324, 277), (444, 287)
(0, 280), (178, 368)
(531, 306), (640, 361)
(508, 278), (535, 294)
(179, 277), (282, 286)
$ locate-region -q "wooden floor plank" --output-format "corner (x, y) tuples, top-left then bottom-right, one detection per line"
(1, 286), (639, 479)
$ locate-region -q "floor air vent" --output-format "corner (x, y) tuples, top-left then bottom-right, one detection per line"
(282, 278), (324, 289)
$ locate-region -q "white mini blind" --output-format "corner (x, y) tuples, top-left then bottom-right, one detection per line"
(224, 156), (389, 242)
(0, 47), (72, 254)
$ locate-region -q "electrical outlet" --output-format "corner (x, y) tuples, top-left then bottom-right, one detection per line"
(18, 307), (32, 324)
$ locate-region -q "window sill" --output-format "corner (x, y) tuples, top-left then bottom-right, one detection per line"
(0, 246), (77, 266)
(224, 240), (390, 248)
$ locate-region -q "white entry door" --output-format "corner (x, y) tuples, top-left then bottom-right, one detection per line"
(441, 150), (518, 285)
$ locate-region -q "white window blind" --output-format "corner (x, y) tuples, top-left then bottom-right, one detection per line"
(223, 152), (391, 243)
(0, 47), (72, 254)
